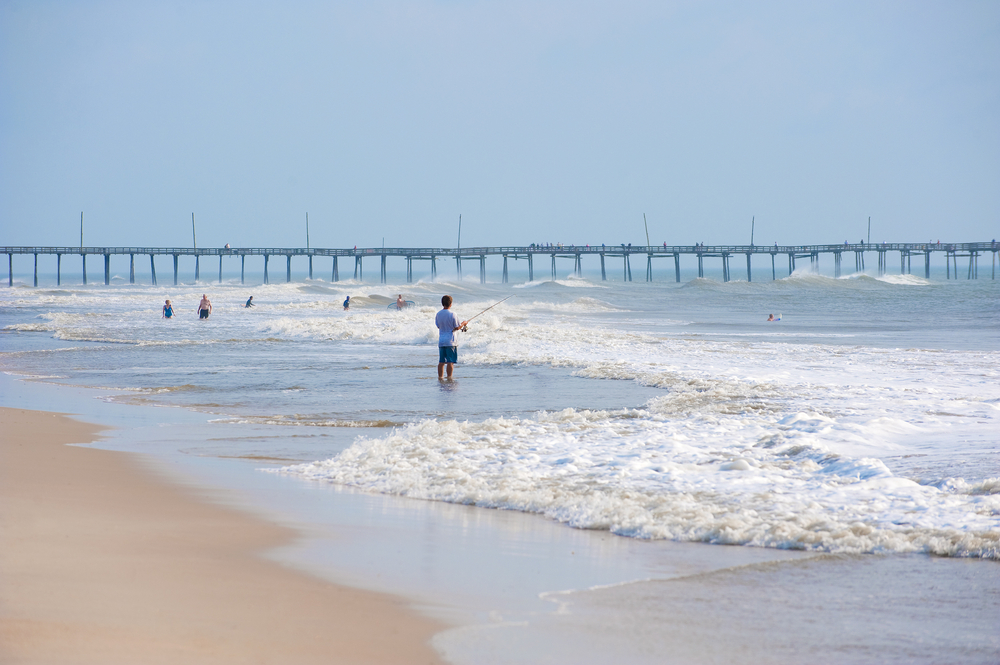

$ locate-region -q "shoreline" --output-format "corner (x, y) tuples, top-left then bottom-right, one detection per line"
(0, 406), (446, 664)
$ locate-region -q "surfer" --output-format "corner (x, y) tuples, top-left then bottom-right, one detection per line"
(245, 295), (254, 308)
(396, 294), (406, 310)
(435, 295), (468, 380)
(162, 299), (174, 318)
(197, 294), (212, 319)
(343, 295), (350, 310)
(767, 314), (774, 321)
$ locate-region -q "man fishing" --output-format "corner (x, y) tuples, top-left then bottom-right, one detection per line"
(434, 295), (512, 380)
(435, 295), (468, 379)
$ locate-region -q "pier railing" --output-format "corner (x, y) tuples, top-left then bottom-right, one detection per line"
(3, 242), (997, 286)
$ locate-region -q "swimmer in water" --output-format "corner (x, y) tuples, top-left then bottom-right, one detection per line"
(162, 299), (174, 318)
(197, 294), (212, 319)
(767, 314), (774, 321)
(343, 296), (350, 310)
(396, 294), (406, 310)
(245, 295), (254, 308)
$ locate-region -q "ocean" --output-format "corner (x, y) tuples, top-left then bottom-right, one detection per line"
(2, 259), (999, 662)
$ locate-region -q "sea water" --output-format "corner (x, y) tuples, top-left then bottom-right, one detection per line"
(2, 264), (999, 661)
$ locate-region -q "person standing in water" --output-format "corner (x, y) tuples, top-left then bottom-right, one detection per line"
(197, 294), (212, 319)
(245, 295), (254, 308)
(162, 299), (174, 318)
(435, 295), (468, 380)
(343, 295), (351, 310)
(396, 294), (406, 310)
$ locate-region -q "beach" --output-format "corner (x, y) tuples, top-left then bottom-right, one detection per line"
(1, 266), (999, 663)
(0, 406), (444, 664)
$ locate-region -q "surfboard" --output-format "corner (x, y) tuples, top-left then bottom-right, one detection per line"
(387, 301), (415, 309)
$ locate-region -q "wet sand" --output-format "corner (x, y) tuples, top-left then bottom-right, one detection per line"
(0, 407), (445, 664)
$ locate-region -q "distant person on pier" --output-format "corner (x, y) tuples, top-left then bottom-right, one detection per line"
(436, 295), (468, 380)
(197, 294), (212, 320)
(245, 296), (254, 308)
(343, 296), (350, 310)
(162, 299), (174, 319)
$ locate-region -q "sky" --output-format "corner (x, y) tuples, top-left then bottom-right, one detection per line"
(1, 0), (997, 250)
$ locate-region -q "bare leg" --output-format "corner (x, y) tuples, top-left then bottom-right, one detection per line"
(437, 362), (445, 379)
(446, 362), (454, 378)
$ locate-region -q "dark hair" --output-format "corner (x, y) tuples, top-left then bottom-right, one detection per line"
(441, 295), (453, 308)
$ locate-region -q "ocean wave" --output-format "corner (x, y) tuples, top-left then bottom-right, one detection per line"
(275, 411), (1000, 558)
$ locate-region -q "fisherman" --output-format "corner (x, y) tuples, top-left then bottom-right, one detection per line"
(197, 294), (212, 319)
(435, 295), (468, 380)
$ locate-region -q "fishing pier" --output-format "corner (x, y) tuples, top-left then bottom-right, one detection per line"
(3, 242), (996, 287)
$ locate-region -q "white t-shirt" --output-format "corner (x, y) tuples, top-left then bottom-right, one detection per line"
(435, 309), (460, 347)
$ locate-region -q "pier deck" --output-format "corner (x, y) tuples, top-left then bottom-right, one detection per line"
(3, 242), (996, 286)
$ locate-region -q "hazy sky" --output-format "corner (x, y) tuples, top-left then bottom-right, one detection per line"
(2, 0), (997, 249)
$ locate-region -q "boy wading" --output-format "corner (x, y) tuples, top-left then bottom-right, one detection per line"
(435, 295), (469, 379)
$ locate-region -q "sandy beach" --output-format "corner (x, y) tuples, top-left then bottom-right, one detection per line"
(0, 406), (445, 664)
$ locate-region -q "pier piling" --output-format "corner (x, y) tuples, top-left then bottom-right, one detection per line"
(286, 255), (292, 283)
(129, 254), (135, 284)
(57, 254), (61, 285)
(332, 256), (339, 282)
(150, 255), (156, 285)
(173, 255), (179, 286)
(264, 255), (270, 284)
(33, 254), (38, 287)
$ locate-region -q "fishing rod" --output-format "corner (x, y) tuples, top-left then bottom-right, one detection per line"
(461, 295), (514, 331)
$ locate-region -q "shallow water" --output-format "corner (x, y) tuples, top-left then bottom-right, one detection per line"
(2, 264), (999, 661)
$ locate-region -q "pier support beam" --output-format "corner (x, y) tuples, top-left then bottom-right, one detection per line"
(551, 254), (557, 281)
(674, 253), (681, 283)
(528, 254), (534, 282)
(34, 253), (38, 287)
(241, 255), (245, 284)
(308, 256), (313, 280)
(83, 255), (87, 285)
(502, 256), (508, 283)
(332, 256), (339, 282)
(354, 255), (362, 281)
(431, 256), (437, 281)
(57, 254), (62, 285)
(925, 252), (931, 279)
(380, 254), (386, 284)
(150, 255), (157, 285)
(834, 251), (841, 278)
(104, 254), (110, 285)
(624, 253), (632, 281)
(788, 253), (794, 276)
(479, 255), (486, 284)
(646, 254), (653, 282)
(575, 253), (582, 277)
(195, 256), (200, 282)
(264, 255), (270, 284)
(746, 253), (752, 282)
(286, 255), (292, 283)
(600, 254), (606, 281)
(173, 255), (178, 286)
(129, 254), (135, 284)
(7, 253), (11, 287)
(456, 256), (462, 280)
(407, 257), (413, 283)
(771, 253), (776, 280)
(219, 255), (223, 284)
(697, 253), (704, 278)
(722, 254), (730, 282)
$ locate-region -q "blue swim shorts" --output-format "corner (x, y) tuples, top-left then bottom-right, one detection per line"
(439, 346), (458, 364)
